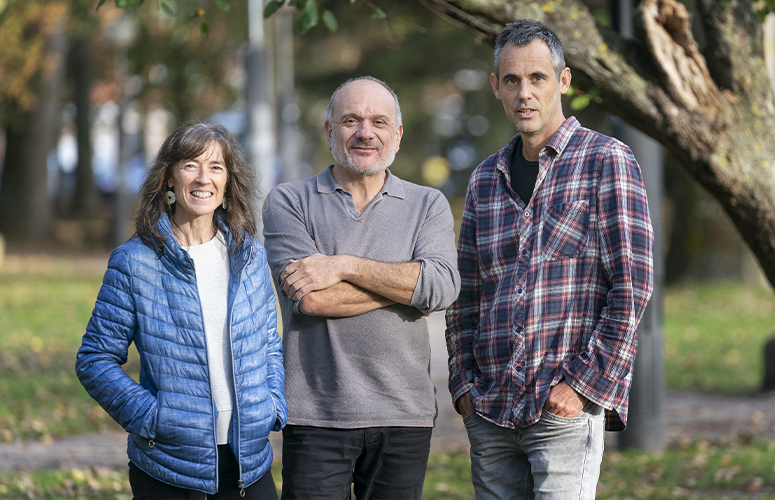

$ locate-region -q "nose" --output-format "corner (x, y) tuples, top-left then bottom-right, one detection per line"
(195, 167), (211, 183)
(517, 82), (532, 101)
(355, 120), (375, 139)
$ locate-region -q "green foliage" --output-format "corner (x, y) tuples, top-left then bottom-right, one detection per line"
(96, 0), (145, 10)
(297, 0), (319, 34)
(262, 0), (389, 32)
(756, 0), (775, 20)
(321, 9), (338, 32)
(565, 85), (601, 111)
(263, 0), (283, 19)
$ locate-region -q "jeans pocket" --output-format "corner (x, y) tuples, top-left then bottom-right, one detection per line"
(462, 412), (479, 427)
(541, 400), (598, 424)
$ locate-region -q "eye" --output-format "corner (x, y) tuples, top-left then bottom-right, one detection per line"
(182, 162), (197, 170)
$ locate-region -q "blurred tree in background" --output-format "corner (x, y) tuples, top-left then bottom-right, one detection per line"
(0, 0), (773, 289)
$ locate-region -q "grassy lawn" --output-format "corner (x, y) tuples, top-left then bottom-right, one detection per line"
(4, 443), (775, 499)
(2, 254), (775, 498)
(664, 282), (775, 393)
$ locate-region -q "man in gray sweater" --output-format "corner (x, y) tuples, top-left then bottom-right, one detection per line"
(263, 76), (460, 499)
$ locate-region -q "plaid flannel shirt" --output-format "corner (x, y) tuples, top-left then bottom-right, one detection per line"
(446, 117), (654, 431)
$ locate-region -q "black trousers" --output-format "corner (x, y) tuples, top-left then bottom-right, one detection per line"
(281, 425), (432, 500)
(129, 444), (278, 500)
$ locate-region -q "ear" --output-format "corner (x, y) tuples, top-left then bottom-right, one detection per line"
(395, 124), (404, 152)
(324, 121), (333, 150)
(490, 72), (502, 100)
(559, 67), (572, 95)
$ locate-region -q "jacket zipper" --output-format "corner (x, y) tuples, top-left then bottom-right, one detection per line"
(229, 247), (249, 496)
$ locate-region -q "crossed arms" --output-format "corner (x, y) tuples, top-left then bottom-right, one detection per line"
(262, 180), (460, 319)
(280, 253), (421, 317)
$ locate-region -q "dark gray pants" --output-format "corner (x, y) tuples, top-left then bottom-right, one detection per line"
(281, 425), (432, 500)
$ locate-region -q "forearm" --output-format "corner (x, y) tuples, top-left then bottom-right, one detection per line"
(299, 281), (395, 317)
(340, 256), (421, 305)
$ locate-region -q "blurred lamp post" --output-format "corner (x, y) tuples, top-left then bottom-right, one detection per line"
(246, 0), (277, 226)
(107, 14), (138, 247)
(610, 0), (666, 451)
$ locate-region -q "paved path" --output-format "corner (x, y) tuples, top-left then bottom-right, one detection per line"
(2, 313), (775, 471)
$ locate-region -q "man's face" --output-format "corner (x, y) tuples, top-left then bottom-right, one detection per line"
(325, 80), (403, 177)
(491, 39), (571, 145)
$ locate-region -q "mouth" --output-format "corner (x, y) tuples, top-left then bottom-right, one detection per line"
(517, 108), (536, 118)
(349, 142), (380, 155)
(190, 190), (214, 200)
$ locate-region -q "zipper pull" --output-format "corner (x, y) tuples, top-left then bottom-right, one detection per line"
(238, 479), (245, 497)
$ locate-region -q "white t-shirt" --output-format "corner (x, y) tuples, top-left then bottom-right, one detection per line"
(184, 232), (234, 445)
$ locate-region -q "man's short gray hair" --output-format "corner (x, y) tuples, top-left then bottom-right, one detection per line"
(325, 76), (403, 127)
(493, 20), (566, 80)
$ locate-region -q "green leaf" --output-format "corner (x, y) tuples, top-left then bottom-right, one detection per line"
(263, 0), (283, 18)
(199, 20), (209, 36)
(565, 86), (575, 97)
(370, 6), (386, 19)
(297, 0), (319, 33)
(570, 95), (590, 111)
(96, 0), (109, 10)
(297, 13), (316, 33)
(160, 1), (173, 16)
(215, 0), (230, 11)
(321, 10), (338, 32)
(348, 0), (356, 3)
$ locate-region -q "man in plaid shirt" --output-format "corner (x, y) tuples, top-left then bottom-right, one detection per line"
(446, 20), (654, 499)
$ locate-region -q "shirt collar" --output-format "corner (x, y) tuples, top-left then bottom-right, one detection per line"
(316, 165), (405, 199)
(495, 116), (581, 174)
(544, 116), (580, 157)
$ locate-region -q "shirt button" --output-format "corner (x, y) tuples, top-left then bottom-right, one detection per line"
(521, 249), (528, 256)
(517, 287), (523, 294)
(515, 326), (523, 333)
(524, 211), (531, 218)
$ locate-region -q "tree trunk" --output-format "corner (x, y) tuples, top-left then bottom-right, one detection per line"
(70, 30), (96, 216)
(420, 0), (775, 289)
(0, 12), (69, 241)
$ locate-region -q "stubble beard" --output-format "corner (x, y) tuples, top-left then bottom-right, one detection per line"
(331, 129), (398, 177)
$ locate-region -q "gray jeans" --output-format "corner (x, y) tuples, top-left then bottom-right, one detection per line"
(463, 402), (604, 500)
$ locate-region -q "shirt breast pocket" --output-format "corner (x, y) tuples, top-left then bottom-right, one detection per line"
(541, 199), (590, 261)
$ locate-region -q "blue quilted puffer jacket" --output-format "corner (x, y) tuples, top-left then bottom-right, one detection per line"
(76, 213), (287, 494)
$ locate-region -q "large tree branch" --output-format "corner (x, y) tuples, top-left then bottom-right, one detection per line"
(420, 0), (775, 288)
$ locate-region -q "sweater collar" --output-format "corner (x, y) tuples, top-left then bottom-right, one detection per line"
(316, 165), (405, 199)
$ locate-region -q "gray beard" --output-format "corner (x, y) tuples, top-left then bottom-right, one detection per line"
(331, 131), (398, 177)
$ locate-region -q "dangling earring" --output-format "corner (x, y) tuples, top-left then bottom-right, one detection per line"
(166, 189), (176, 205)
(222, 193), (227, 210)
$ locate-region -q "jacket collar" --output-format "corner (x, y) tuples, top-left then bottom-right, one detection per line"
(156, 212), (252, 281)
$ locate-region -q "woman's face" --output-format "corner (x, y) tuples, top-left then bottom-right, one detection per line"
(167, 142), (228, 225)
